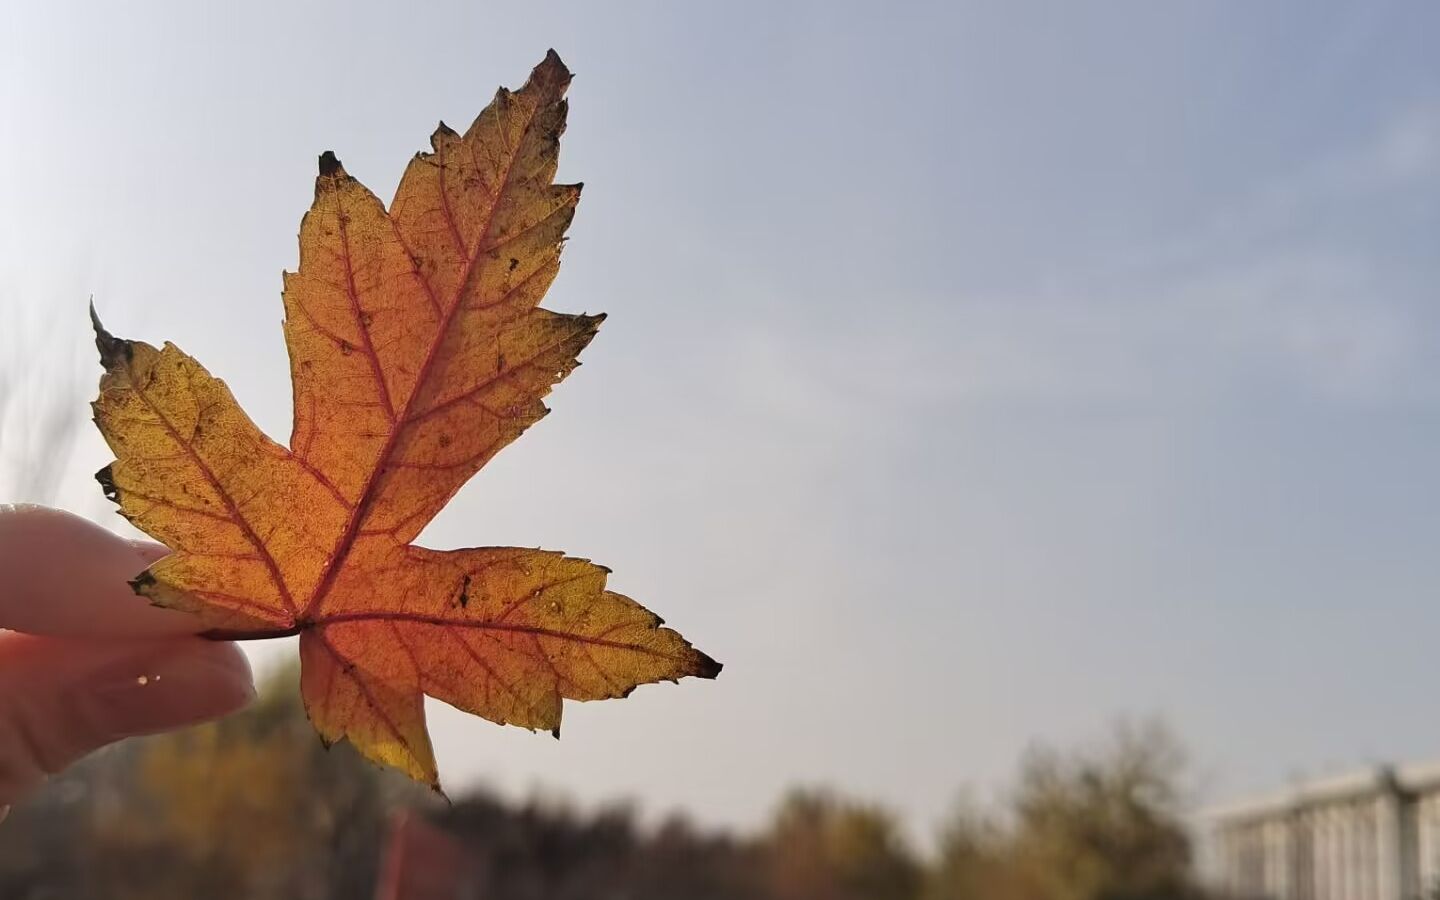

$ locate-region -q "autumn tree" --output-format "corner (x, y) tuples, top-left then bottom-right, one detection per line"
(1009, 721), (1197, 900)
(925, 795), (1037, 900)
(420, 797), (769, 900)
(111, 664), (420, 899)
(767, 788), (923, 900)
(927, 720), (1203, 900)
(0, 663), (422, 900)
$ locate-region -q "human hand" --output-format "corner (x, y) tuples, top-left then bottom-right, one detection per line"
(0, 504), (254, 813)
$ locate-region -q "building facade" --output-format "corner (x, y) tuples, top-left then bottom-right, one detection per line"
(1211, 762), (1440, 900)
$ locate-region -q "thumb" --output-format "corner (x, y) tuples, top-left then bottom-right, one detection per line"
(0, 632), (254, 807)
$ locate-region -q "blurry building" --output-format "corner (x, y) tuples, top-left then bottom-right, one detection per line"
(1210, 761), (1440, 900)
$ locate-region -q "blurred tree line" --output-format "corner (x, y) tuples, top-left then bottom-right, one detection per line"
(0, 667), (1215, 900)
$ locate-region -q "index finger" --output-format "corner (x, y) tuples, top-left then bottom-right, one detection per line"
(0, 505), (201, 638)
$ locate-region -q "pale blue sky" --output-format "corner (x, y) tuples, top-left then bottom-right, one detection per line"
(3, 1), (1439, 839)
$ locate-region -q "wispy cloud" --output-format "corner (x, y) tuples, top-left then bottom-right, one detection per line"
(726, 100), (1440, 420)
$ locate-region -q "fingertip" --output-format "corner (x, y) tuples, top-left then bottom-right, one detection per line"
(0, 505), (194, 638)
(201, 640), (257, 707)
(77, 638), (257, 737)
(129, 540), (170, 566)
(0, 634), (256, 806)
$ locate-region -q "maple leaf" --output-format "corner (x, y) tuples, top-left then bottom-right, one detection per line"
(89, 51), (719, 788)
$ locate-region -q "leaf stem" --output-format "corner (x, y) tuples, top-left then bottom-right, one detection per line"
(200, 626), (304, 641)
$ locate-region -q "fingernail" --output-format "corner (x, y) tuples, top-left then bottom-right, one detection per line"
(75, 641), (255, 740)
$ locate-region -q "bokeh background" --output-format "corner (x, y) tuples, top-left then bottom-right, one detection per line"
(2, 2), (1438, 897)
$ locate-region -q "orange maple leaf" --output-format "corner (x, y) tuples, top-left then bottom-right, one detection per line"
(90, 51), (719, 788)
